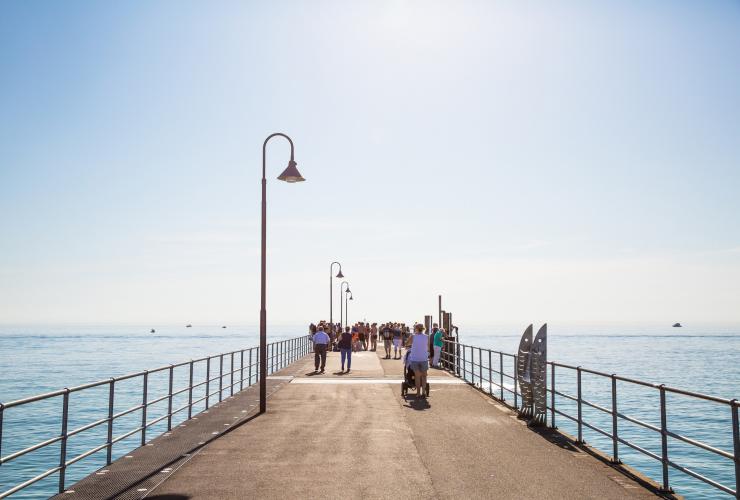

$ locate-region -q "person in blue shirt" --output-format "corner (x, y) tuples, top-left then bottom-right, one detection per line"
(312, 326), (330, 373)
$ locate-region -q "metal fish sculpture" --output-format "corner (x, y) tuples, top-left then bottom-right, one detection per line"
(530, 323), (548, 426)
(517, 324), (534, 418)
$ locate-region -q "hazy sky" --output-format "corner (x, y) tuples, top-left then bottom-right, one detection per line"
(1, 0), (739, 326)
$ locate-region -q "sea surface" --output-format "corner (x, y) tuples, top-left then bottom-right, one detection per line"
(0, 323), (738, 499)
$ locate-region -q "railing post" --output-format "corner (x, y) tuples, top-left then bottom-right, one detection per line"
(188, 360), (194, 419)
(499, 352), (504, 401)
(141, 371), (148, 446)
(659, 385), (671, 492)
(461, 345), (466, 382)
(106, 378), (114, 465)
(455, 341), (460, 376)
(0, 402), (4, 462)
(248, 348), (253, 386)
(611, 374), (619, 463)
(576, 367), (583, 443)
(167, 365), (174, 431)
(230, 352), (235, 397)
(488, 350), (493, 396)
(478, 348), (483, 389)
(205, 358), (211, 409)
(58, 389), (70, 494)
(514, 355), (518, 410)
(240, 350), (244, 391)
(219, 354), (224, 402)
(731, 400), (739, 500)
(550, 363), (556, 428)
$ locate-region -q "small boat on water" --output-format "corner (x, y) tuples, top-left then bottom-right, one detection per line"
(222, 326), (227, 329)
(673, 323), (682, 328)
(186, 324), (192, 328)
(150, 328), (156, 333)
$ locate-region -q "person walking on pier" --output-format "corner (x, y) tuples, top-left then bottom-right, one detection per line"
(432, 326), (444, 368)
(358, 324), (367, 351)
(370, 323), (378, 351)
(313, 326), (330, 373)
(381, 323), (392, 359)
(392, 324), (403, 359)
(338, 326), (352, 373)
(408, 324), (430, 397)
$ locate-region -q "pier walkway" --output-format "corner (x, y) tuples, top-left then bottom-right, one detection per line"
(60, 351), (667, 499)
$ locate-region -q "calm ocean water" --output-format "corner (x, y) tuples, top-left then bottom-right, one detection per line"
(0, 323), (737, 499)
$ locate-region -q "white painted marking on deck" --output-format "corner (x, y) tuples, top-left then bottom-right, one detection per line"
(267, 376), (294, 380)
(291, 378), (466, 385)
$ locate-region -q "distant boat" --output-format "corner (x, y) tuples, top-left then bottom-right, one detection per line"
(150, 328), (156, 333)
(222, 326), (227, 329)
(673, 323), (682, 328)
(186, 324), (192, 328)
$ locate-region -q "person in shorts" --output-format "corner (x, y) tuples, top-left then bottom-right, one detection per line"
(408, 324), (430, 397)
(370, 323), (378, 351)
(392, 324), (403, 359)
(381, 323), (392, 359)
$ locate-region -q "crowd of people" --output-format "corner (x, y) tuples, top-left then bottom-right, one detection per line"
(308, 319), (452, 398)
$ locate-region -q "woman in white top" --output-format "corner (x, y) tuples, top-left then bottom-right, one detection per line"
(407, 324), (430, 397)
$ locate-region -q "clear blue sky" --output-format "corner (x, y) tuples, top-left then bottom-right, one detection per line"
(1, 0), (739, 325)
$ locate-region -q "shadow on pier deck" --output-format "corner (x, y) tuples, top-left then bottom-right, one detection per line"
(57, 351), (675, 499)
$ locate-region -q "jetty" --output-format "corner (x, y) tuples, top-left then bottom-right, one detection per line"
(51, 350), (667, 499)
(3, 333), (738, 499)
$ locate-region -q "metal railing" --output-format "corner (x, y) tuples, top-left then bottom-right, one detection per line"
(0, 335), (311, 498)
(441, 339), (740, 498)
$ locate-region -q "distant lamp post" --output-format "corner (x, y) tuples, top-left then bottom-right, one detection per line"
(259, 132), (305, 414)
(345, 290), (353, 327)
(329, 262), (344, 333)
(339, 281), (350, 332)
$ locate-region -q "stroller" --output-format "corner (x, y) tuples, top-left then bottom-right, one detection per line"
(401, 350), (430, 397)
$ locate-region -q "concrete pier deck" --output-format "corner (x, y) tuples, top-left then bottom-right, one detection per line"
(60, 350), (670, 499)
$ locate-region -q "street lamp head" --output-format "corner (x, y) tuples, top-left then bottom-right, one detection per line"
(277, 160), (305, 183)
(345, 287), (351, 294)
(349, 295), (354, 301)
(336, 270), (344, 278)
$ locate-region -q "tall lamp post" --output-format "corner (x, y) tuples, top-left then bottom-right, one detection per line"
(259, 132), (305, 414)
(329, 262), (344, 332)
(345, 290), (353, 327)
(339, 281), (350, 332)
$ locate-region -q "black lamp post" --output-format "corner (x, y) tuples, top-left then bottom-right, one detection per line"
(339, 281), (350, 332)
(329, 262), (343, 333)
(259, 132), (305, 414)
(345, 290), (353, 327)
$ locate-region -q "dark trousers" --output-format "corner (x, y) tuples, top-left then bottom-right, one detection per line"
(314, 343), (328, 370)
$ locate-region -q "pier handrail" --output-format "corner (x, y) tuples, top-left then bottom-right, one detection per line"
(0, 334), (312, 498)
(440, 339), (740, 498)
